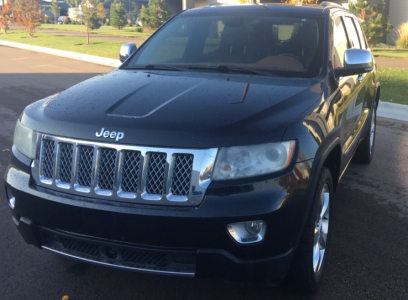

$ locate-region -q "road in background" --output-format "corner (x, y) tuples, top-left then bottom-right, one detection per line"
(1, 46), (407, 300)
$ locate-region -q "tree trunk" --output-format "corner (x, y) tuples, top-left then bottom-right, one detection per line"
(87, 24), (89, 45)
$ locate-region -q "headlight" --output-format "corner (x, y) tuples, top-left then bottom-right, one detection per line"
(212, 141), (296, 181)
(14, 121), (37, 159)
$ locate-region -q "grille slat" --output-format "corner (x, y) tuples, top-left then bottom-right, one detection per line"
(77, 146), (94, 187)
(41, 140), (55, 179)
(121, 151), (141, 193)
(36, 137), (209, 205)
(57, 143), (73, 183)
(145, 153), (167, 195)
(172, 154), (193, 196)
(97, 148), (117, 190)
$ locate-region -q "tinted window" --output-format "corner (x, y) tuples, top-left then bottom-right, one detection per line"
(353, 19), (367, 49)
(126, 14), (323, 77)
(343, 17), (361, 49)
(333, 17), (348, 68)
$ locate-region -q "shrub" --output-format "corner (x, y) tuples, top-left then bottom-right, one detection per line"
(135, 26), (142, 32)
(63, 16), (69, 24)
(349, 0), (393, 46)
(396, 22), (408, 49)
(127, 19), (133, 26)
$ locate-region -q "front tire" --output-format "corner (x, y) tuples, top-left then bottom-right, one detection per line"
(289, 167), (333, 292)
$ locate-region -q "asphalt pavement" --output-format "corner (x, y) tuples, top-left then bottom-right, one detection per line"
(1, 46), (408, 300)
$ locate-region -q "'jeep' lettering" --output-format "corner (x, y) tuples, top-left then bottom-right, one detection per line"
(95, 128), (124, 141)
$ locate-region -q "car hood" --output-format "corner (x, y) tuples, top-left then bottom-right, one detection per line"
(22, 69), (323, 148)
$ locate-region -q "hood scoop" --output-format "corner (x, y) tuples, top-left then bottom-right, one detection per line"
(106, 81), (206, 119)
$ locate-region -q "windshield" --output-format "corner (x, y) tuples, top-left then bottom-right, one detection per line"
(125, 12), (323, 77)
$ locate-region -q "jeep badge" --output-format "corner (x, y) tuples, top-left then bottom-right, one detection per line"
(95, 128), (124, 142)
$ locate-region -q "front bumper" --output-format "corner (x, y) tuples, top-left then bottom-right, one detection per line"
(4, 147), (313, 284)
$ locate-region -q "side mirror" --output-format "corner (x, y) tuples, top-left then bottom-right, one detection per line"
(119, 43), (137, 63)
(335, 49), (374, 77)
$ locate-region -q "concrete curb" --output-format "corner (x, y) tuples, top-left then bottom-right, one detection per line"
(378, 101), (408, 122)
(0, 40), (121, 68)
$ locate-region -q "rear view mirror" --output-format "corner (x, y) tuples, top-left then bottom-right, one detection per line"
(120, 43), (137, 63)
(335, 49), (374, 77)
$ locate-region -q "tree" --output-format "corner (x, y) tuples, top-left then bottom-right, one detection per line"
(140, 0), (172, 30)
(110, 0), (126, 29)
(65, 0), (79, 8)
(349, 0), (393, 45)
(0, 1), (14, 34)
(80, 0), (102, 44)
(131, 2), (138, 22)
(14, 0), (43, 37)
(50, 0), (61, 24)
(96, 2), (107, 20)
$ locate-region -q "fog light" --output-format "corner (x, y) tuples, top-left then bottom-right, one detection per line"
(9, 197), (16, 209)
(227, 220), (266, 244)
(6, 187), (15, 209)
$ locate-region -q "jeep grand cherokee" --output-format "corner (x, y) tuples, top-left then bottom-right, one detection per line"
(4, 2), (380, 291)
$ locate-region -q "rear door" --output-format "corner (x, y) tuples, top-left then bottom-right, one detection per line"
(331, 14), (371, 172)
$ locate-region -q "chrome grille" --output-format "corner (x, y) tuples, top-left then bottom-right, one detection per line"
(120, 151), (141, 193)
(97, 148), (117, 191)
(57, 143), (73, 184)
(146, 152), (167, 195)
(77, 146), (94, 187)
(34, 135), (217, 206)
(41, 140), (55, 179)
(172, 154), (193, 196)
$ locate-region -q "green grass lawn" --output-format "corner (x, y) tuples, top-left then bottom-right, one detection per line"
(378, 67), (408, 105)
(0, 31), (138, 59)
(40, 24), (151, 40)
(372, 48), (408, 59)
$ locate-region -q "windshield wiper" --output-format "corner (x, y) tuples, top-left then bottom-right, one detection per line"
(125, 64), (184, 71)
(188, 64), (268, 76)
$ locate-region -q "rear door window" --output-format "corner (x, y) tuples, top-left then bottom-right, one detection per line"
(343, 17), (361, 49)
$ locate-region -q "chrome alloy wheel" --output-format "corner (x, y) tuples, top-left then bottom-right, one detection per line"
(313, 184), (330, 274)
(369, 110), (376, 155)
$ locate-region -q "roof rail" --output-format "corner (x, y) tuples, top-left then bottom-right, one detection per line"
(208, 2), (226, 7)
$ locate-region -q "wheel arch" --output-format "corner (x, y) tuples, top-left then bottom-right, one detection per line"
(322, 144), (342, 193)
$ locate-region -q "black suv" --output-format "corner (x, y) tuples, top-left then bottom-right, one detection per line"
(5, 2), (379, 291)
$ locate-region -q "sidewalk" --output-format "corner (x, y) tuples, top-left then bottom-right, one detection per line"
(375, 57), (408, 69)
